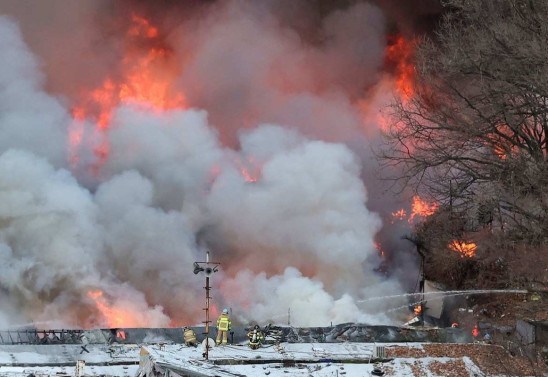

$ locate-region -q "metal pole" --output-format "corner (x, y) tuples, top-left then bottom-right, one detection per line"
(288, 308), (290, 326)
(204, 251), (210, 360)
(204, 275), (211, 360)
(419, 255), (425, 325)
(193, 250), (220, 361)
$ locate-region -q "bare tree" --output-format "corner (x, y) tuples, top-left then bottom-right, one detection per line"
(381, 0), (548, 241)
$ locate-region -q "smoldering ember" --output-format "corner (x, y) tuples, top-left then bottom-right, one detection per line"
(0, 1), (546, 376)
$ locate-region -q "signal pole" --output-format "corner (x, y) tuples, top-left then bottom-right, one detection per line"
(193, 251), (220, 360)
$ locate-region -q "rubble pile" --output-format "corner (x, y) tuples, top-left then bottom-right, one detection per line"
(386, 343), (545, 376)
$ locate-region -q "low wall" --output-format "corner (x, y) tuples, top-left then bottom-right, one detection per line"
(0, 323), (472, 345)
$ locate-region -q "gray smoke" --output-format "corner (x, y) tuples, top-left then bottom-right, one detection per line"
(0, 0), (418, 329)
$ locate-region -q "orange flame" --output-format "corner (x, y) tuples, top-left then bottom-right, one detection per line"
(210, 304), (221, 320)
(385, 35), (415, 100)
(374, 242), (386, 257)
(69, 13), (187, 171)
(493, 144), (509, 160)
(448, 240), (477, 258)
(68, 110), (85, 166)
(206, 158), (260, 187)
(87, 290), (142, 328)
(408, 195), (438, 222)
(116, 329), (127, 340)
(361, 35), (416, 133)
(240, 168), (258, 183)
(488, 124), (519, 160)
(391, 208), (407, 222)
(128, 14), (159, 38)
(235, 156), (260, 183)
(414, 304), (422, 315)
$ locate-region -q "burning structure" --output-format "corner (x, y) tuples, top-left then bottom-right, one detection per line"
(0, 0), (450, 330)
(1, 1), (547, 374)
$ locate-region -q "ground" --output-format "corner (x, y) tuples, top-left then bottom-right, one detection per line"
(387, 343), (545, 376)
(439, 289), (548, 375)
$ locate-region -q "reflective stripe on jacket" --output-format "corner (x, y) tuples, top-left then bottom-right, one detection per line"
(217, 314), (231, 331)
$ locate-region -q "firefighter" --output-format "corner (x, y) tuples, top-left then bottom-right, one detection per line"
(216, 308), (231, 345)
(472, 324), (480, 337)
(182, 327), (198, 347)
(247, 325), (265, 350)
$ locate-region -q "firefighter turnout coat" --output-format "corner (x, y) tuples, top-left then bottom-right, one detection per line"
(217, 314), (231, 331)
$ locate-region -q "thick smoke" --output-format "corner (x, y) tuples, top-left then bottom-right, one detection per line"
(0, 0), (423, 329)
(172, 1), (385, 144)
(0, 18), (68, 167)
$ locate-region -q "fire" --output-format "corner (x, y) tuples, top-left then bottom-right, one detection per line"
(90, 13), (186, 113)
(69, 13), (186, 170)
(206, 157), (260, 188)
(374, 242), (386, 257)
(68, 111), (85, 166)
(128, 14), (159, 38)
(408, 195), (439, 222)
(414, 304), (422, 315)
(116, 329), (127, 340)
(492, 142), (509, 160)
(488, 124), (519, 160)
(235, 156), (261, 183)
(360, 35), (416, 133)
(210, 304), (221, 321)
(240, 169), (258, 183)
(388, 198), (437, 224)
(384, 35), (415, 100)
(448, 240), (477, 258)
(391, 208), (407, 222)
(87, 290), (142, 328)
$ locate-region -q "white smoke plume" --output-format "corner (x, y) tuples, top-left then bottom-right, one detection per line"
(0, 17), (67, 167)
(0, 0), (417, 329)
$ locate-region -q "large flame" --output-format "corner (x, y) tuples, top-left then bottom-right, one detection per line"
(87, 290), (144, 328)
(0, 1), (459, 332)
(384, 35), (415, 100)
(69, 13), (186, 170)
(358, 34), (416, 134)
